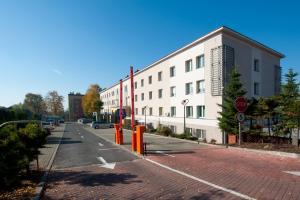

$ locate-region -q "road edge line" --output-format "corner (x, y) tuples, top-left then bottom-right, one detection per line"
(33, 124), (66, 200)
(144, 158), (256, 200)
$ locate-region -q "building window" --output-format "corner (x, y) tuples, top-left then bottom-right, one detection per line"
(135, 94), (138, 102)
(185, 59), (192, 72)
(254, 59), (259, 72)
(141, 93), (144, 101)
(196, 80), (205, 93)
(148, 76), (152, 84)
(254, 82), (260, 95)
(185, 82), (193, 95)
(197, 106), (205, 118)
(134, 82), (137, 89)
(170, 106), (176, 117)
(135, 108), (138, 115)
(158, 89), (163, 98)
(185, 127), (192, 134)
(170, 86), (176, 97)
(158, 71), (162, 81)
(149, 91), (152, 100)
(142, 107), (145, 115)
(141, 79), (144, 87)
(194, 129), (206, 139)
(196, 55), (205, 68)
(159, 107), (163, 116)
(170, 66), (176, 77)
(149, 107), (153, 116)
(186, 106), (193, 118)
(124, 85), (128, 93)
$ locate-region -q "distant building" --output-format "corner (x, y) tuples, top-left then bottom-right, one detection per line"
(68, 93), (84, 121)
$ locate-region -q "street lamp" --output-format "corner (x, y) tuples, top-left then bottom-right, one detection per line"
(181, 99), (189, 134)
(143, 106), (147, 130)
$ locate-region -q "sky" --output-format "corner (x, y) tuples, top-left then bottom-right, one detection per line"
(0, 0), (299, 109)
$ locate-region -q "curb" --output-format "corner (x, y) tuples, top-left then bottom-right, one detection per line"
(228, 146), (300, 159)
(32, 124), (65, 200)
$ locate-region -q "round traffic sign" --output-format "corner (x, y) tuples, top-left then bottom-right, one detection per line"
(236, 112), (245, 122)
(234, 97), (248, 113)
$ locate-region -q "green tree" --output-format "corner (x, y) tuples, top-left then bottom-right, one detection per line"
(257, 96), (280, 135)
(218, 68), (246, 135)
(280, 69), (300, 138)
(23, 93), (46, 119)
(45, 91), (64, 116)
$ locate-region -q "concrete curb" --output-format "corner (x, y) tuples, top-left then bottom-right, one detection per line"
(228, 146), (300, 159)
(32, 124), (66, 200)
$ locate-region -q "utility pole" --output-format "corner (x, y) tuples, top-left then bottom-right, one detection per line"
(181, 99), (189, 133)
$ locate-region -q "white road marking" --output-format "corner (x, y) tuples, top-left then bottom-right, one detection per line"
(145, 158), (256, 200)
(155, 150), (175, 157)
(81, 136), (84, 139)
(96, 156), (116, 169)
(98, 142), (104, 147)
(98, 148), (119, 151)
(283, 171), (300, 176)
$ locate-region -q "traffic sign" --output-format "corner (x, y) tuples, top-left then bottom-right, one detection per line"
(236, 112), (245, 122)
(234, 97), (248, 113)
(116, 109), (126, 119)
(92, 112), (97, 116)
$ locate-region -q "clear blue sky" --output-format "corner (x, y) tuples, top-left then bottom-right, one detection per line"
(0, 0), (299, 109)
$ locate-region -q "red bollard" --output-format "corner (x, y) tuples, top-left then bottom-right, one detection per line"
(136, 125), (145, 155)
(119, 128), (123, 145)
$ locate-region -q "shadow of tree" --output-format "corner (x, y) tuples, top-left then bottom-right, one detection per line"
(46, 137), (82, 145)
(45, 170), (141, 188)
(190, 189), (226, 200)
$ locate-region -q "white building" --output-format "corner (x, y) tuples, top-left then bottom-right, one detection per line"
(100, 26), (284, 143)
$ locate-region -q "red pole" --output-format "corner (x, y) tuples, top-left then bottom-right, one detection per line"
(130, 66), (136, 151)
(119, 79), (123, 128)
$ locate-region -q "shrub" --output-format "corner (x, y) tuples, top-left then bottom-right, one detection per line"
(0, 125), (28, 187)
(158, 126), (172, 136)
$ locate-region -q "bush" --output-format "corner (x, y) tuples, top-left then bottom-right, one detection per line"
(0, 123), (47, 187)
(157, 126), (172, 136)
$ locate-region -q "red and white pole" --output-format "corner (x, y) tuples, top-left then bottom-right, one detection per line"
(119, 79), (123, 144)
(130, 66), (136, 151)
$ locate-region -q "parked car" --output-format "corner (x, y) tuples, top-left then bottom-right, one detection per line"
(91, 121), (114, 129)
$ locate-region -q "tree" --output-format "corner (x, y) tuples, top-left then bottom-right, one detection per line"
(45, 91), (64, 116)
(23, 93), (46, 119)
(218, 68), (247, 135)
(82, 84), (103, 118)
(280, 69), (300, 138)
(257, 96), (280, 135)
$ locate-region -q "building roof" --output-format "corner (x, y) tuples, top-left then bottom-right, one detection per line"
(100, 26), (284, 93)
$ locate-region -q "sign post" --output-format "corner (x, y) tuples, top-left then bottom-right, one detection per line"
(119, 79), (123, 145)
(130, 66), (136, 151)
(234, 97), (247, 146)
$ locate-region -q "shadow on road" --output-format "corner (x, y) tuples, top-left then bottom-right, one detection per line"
(190, 189), (226, 200)
(46, 137), (82, 145)
(45, 170), (141, 188)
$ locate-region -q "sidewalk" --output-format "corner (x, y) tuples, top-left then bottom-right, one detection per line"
(30, 124), (65, 171)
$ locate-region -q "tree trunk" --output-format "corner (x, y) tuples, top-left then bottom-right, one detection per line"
(36, 155), (39, 171)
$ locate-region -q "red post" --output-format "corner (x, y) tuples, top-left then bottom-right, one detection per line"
(130, 66), (136, 151)
(119, 79), (123, 144)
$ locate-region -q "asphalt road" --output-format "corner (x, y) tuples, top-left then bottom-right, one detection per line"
(52, 123), (137, 169)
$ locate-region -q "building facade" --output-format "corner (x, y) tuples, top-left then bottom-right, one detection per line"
(100, 26), (284, 143)
(68, 93), (84, 121)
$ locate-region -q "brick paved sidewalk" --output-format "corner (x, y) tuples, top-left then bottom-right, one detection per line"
(30, 124), (65, 171)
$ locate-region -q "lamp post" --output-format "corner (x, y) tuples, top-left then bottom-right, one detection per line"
(181, 99), (189, 133)
(143, 106), (147, 130)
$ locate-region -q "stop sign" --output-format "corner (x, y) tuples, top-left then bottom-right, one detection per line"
(234, 97), (248, 113)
